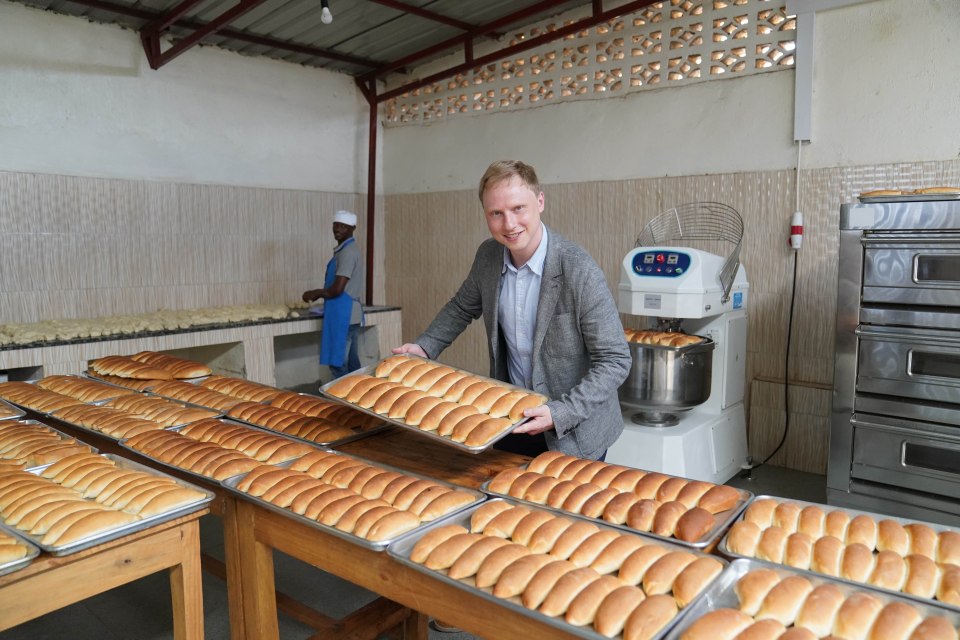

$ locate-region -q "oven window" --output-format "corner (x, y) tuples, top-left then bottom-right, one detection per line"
(915, 255), (960, 283)
(909, 351), (960, 379)
(903, 442), (960, 475)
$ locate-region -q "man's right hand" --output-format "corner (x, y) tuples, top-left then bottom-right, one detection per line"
(302, 289), (321, 303)
(392, 343), (427, 358)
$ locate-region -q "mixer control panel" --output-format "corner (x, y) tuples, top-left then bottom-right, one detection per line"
(631, 250), (691, 277)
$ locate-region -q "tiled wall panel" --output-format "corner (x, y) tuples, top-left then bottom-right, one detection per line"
(385, 158), (960, 473)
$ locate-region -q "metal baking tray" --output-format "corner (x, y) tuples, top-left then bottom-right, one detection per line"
(0, 526), (41, 577)
(220, 448), (487, 552)
(661, 558), (960, 639)
(0, 399), (25, 422)
(387, 497), (725, 640)
(481, 465), (752, 550)
(1, 419), (100, 473)
(2, 453), (213, 556)
(717, 494), (960, 611)
(858, 193), (960, 203)
(318, 356), (534, 454)
(83, 371), (173, 391)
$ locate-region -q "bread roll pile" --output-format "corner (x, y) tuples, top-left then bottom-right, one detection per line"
(89, 356), (174, 381)
(725, 498), (960, 605)
(0, 421), (95, 468)
(624, 330), (704, 348)
(487, 451), (741, 544)
(409, 500), (723, 639)
(229, 451), (475, 542)
(679, 567), (960, 640)
(104, 395), (218, 427)
(86, 373), (157, 391)
(130, 351), (212, 379)
(36, 375), (138, 403)
(860, 187), (960, 197)
(0, 453), (205, 547)
(149, 380), (243, 411)
(123, 429), (261, 481)
(50, 404), (166, 439)
(0, 529), (30, 564)
(0, 382), (85, 414)
(200, 376), (284, 403)
(226, 401), (357, 445)
(270, 391), (383, 430)
(327, 355), (547, 447)
(175, 418), (315, 464)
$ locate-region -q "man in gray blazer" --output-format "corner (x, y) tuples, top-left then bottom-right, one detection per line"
(394, 160), (631, 460)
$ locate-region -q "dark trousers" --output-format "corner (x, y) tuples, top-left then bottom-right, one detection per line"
(494, 432), (606, 461)
(329, 324), (362, 378)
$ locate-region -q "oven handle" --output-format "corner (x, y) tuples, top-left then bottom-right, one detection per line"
(855, 326), (960, 347)
(862, 233), (960, 245)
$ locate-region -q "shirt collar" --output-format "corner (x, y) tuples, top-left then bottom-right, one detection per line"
(502, 223), (548, 275)
(334, 237), (355, 253)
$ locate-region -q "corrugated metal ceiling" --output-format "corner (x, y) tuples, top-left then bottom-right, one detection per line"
(9, 0), (595, 77)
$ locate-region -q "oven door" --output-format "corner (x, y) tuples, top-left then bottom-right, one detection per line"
(856, 325), (960, 404)
(862, 234), (960, 306)
(851, 412), (960, 497)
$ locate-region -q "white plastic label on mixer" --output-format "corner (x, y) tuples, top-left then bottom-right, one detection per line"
(644, 294), (662, 310)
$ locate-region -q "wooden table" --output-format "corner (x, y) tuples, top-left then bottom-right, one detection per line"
(0, 510), (207, 639)
(234, 428), (583, 640)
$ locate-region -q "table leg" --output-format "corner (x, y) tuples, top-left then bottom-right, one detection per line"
(237, 499), (280, 640)
(169, 518), (204, 640)
(220, 494), (248, 640)
(403, 610), (428, 640)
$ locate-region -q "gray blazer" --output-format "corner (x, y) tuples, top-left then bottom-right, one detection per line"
(416, 227), (631, 459)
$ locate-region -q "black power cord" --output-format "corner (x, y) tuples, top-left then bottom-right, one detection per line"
(740, 250), (799, 479)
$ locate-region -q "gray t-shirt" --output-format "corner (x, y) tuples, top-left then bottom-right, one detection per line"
(334, 238), (365, 325)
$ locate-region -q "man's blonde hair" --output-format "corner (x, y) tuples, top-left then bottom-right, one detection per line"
(478, 160), (541, 202)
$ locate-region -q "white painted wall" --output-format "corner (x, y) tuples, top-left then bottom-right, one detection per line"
(0, 0), (375, 193)
(383, 0), (960, 193)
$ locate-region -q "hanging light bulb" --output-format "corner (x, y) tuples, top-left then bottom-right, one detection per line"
(320, 0), (333, 24)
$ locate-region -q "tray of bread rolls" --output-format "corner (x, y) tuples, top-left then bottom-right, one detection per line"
(223, 398), (389, 449)
(1, 420), (99, 472)
(387, 498), (727, 640)
(33, 374), (140, 406)
(144, 380), (245, 412)
(0, 526), (40, 577)
(83, 371), (168, 392)
(482, 451), (752, 551)
(661, 557), (960, 640)
(0, 399), (25, 421)
(102, 394), (223, 428)
(219, 448), (485, 551)
(46, 402), (173, 441)
(718, 495), (960, 611)
(319, 355), (548, 454)
(0, 381), (86, 417)
(858, 187), (960, 203)
(0, 452), (213, 556)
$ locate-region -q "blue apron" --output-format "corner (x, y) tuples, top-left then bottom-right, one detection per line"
(319, 238), (361, 368)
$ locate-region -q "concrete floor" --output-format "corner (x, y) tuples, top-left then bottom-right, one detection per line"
(0, 463), (826, 640)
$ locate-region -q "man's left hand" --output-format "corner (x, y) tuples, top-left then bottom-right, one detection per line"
(512, 404), (554, 435)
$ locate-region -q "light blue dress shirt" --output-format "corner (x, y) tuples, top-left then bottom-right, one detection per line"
(498, 224), (549, 390)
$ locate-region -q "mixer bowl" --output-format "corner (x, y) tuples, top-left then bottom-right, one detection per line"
(618, 338), (715, 413)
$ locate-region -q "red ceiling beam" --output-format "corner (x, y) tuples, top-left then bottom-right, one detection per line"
(63, 0), (383, 69)
(376, 0), (660, 103)
(365, 0), (477, 32)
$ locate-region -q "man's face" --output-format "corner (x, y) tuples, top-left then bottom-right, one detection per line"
(482, 175), (545, 261)
(332, 222), (354, 244)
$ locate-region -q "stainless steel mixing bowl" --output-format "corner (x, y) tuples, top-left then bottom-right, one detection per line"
(618, 338), (715, 414)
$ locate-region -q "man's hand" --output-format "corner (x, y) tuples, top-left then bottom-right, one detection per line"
(391, 343), (428, 358)
(512, 404), (554, 435)
(302, 289), (322, 303)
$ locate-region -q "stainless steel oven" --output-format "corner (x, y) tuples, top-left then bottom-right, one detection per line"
(829, 197), (960, 526)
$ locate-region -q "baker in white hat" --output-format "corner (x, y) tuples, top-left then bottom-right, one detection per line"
(303, 210), (366, 378)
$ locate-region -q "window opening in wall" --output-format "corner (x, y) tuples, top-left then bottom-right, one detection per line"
(385, 0), (795, 125)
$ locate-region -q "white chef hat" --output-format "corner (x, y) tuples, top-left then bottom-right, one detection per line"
(333, 210), (357, 226)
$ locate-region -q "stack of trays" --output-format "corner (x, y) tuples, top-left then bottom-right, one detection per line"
(719, 496), (960, 609)
(0, 452), (212, 556)
(320, 355), (547, 453)
(387, 498), (727, 639)
(483, 451), (751, 548)
(221, 449), (484, 549)
(664, 558), (960, 639)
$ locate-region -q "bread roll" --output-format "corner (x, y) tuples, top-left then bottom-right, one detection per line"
(784, 532), (814, 570)
(392, 480), (440, 511)
(374, 355), (409, 378)
(511, 511), (556, 546)
(302, 489), (354, 519)
(903, 554), (939, 599)
(590, 534), (645, 575)
(568, 530), (620, 568)
(937, 564), (960, 605)
(419, 490), (475, 521)
(735, 569), (781, 616)
(937, 531), (960, 566)
(492, 554), (554, 598)
(877, 519), (910, 556)
(521, 476), (563, 505)
(539, 566), (600, 617)
(411, 524), (469, 563)
(825, 509), (851, 541)
(402, 396), (444, 426)
(441, 375), (484, 402)
(847, 514), (879, 549)
(590, 464), (631, 489)
(528, 451), (568, 474)
(424, 371), (467, 398)
(675, 508), (715, 543)
(474, 543), (531, 588)
(372, 387), (417, 415)
(364, 510), (420, 542)
(424, 533), (485, 570)
(642, 550), (697, 595)
(561, 483), (604, 513)
(652, 501), (688, 537)
(484, 505), (532, 538)
(755, 574), (812, 625)
(842, 542), (876, 583)
(471, 386), (512, 413)
(627, 499), (661, 532)
(359, 471), (403, 500)
(793, 582), (844, 637)
(487, 468), (525, 495)
(655, 477), (688, 503)
(449, 413), (490, 443)
(811, 535), (845, 577)
(549, 521), (600, 560)
(355, 382), (397, 409)
(726, 521), (763, 557)
(46, 509), (139, 546)
(353, 506), (401, 539)
(488, 391), (528, 419)
(907, 617), (958, 640)
(622, 594), (678, 640)
(508, 394), (547, 422)
(867, 601), (923, 640)
(385, 359), (422, 382)
(679, 609), (752, 640)
(672, 556), (723, 607)
(602, 492), (641, 525)
(579, 488), (620, 519)
(633, 472), (670, 500)
(870, 550), (907, 591)
(557, 458), (594, 481)
(412, 366), (455, 392)
(447, 536), (511, 580)
(464, 417), (513, 447)
(528, 517), (574, 554)
(417, 401), (461, 432)
(380, 476), (418, 504)
(832, 592), (883, 639)
(773, 502), (802, 533)
(905, 524), (937, 559)
(545, 480), (580, 509)
(618, 545), (669, 586)
(609, 469), (646, 493)
(797, 505), (826, 539)
(594, 585), (646, 638)
(436, 405), (481, 436)
(675, 481), (713, 509)
(469, 500), (513, 533)
(326, 374), (371, 398)
(521, 559), (577, 610)
(774, 628), (816, 640)
(756, 526), (789, 564)
(744, 499), (778, 527)
(565, 574), (621, 626)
